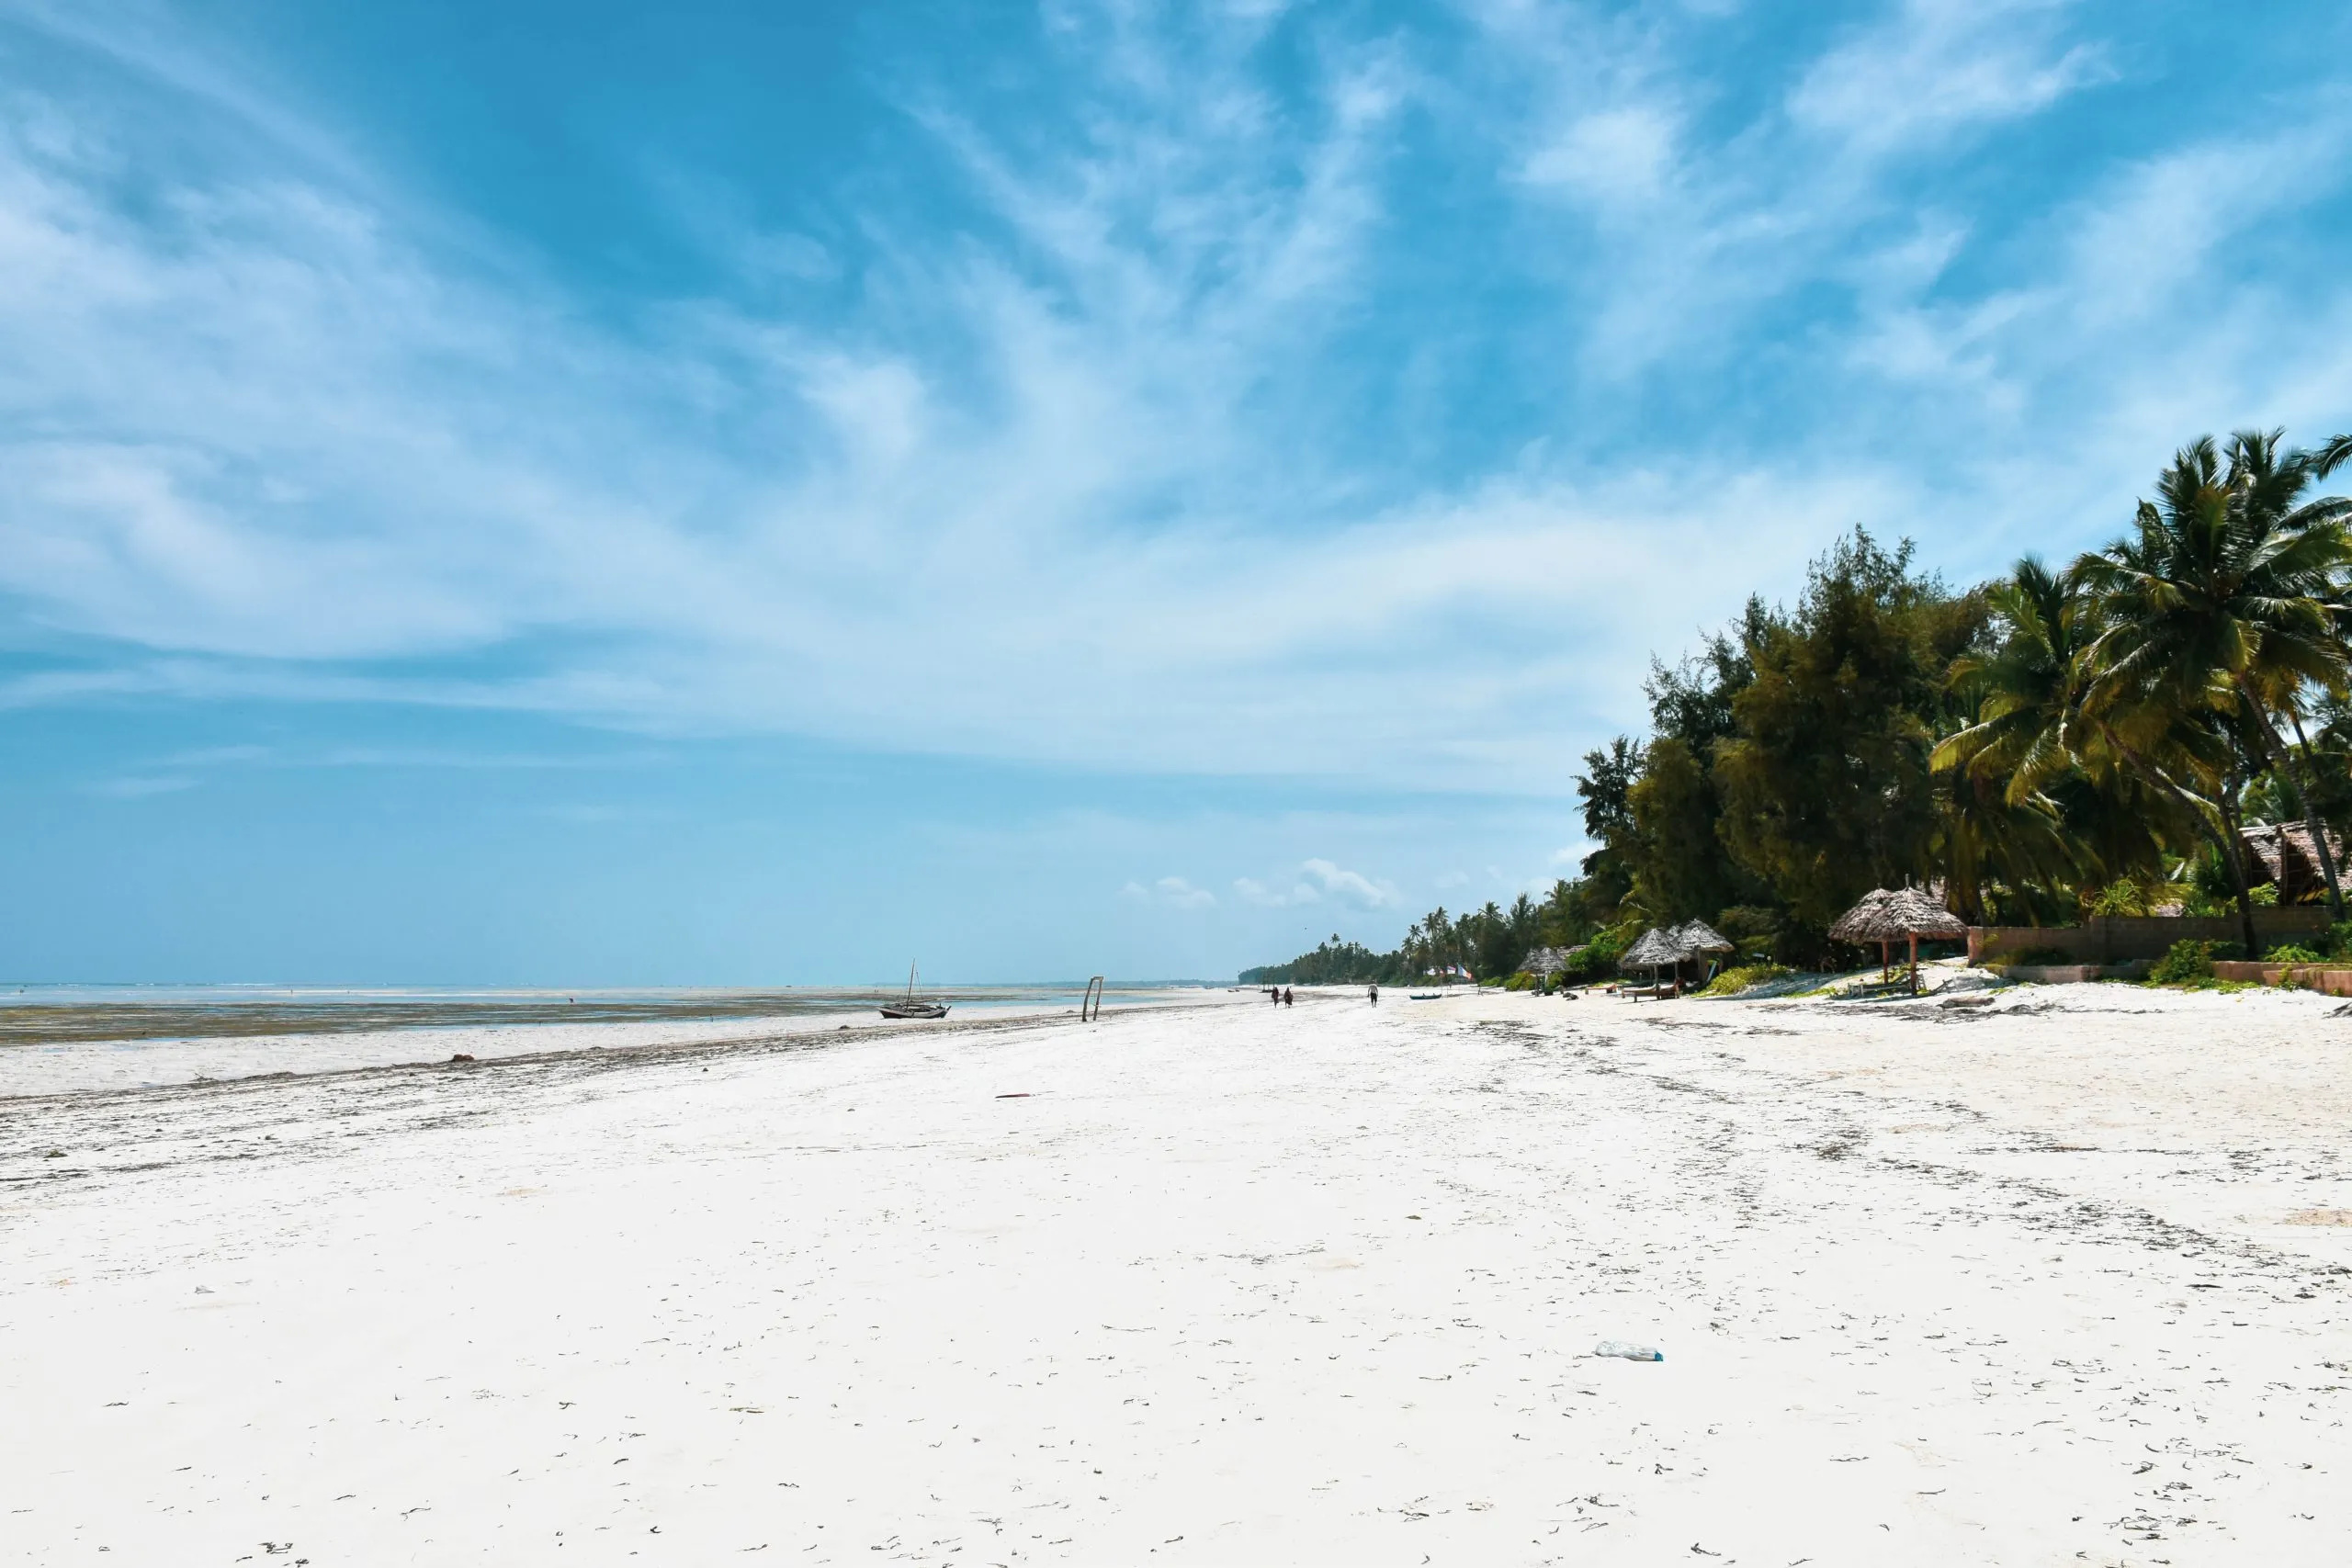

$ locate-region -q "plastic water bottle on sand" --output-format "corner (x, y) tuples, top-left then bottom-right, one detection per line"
(1593, 1340), (1664, 1362)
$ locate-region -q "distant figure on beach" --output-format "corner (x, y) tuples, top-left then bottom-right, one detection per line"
(1282, 987), (1294, 1006)
(1269, 987), (1280, 1004)
(1368, 984), (1379, 1005)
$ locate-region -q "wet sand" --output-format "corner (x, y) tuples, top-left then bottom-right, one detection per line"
(0, 987), (1218, 1099)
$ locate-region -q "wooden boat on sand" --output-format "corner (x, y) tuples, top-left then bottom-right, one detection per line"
(880, 963), (949, 1021)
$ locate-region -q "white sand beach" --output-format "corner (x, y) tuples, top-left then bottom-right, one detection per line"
(3, 985), (2347, 1564)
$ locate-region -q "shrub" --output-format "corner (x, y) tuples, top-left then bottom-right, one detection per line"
(2149, 939), (2219, 986)
(2263, 943), (2326, 964)
(1699, 963), (1792, 998)
(2184, 844), (2236, 909)
(2328, 920), (2352, 959)
(2086, 880), (2150, 917)
(1560, 922), (1637, 985)
(1715, 906), (1781, 960)
(1504, 970), (1537, 991)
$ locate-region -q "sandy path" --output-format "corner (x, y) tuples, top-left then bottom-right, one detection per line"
(1, 988), (2346, 1564)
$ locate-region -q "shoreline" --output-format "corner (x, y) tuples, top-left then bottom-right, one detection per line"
(0, 988), (1250, 1101)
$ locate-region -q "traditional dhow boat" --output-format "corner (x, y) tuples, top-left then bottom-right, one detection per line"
(879, 963), (950, 1020)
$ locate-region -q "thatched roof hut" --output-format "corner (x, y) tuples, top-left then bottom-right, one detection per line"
(1620, 927), (1686, 968)
(1673, 919), (1736, 955)
(1829, 887), (1964, 944)
(1828, 887), (1965, 992)
(2241, 820), (2345, 903)
(1617, 921), (1739, 998)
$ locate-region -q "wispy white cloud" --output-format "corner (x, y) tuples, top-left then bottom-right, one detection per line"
(0, 0), (2347, 804)
(0, 6), (1864, 787)
(1486, 0), (2125, 381)
(1521, 104), (1679, 207)
(1787, 0), (2112, 156)
(85, 773), (194, 798)
(1122, 875), (1217, 908)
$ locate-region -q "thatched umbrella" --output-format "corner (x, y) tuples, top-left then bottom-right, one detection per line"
(1828, 890), (1897, 973)
(1828, 887), (1967, 993)
(1667, 919), (1736, 987)
(1620, 926), (1688, 996)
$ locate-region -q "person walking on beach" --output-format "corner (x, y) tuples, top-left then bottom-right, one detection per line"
(1367, 983), (1379, 1006)
(1282, 987), (1294, 1006)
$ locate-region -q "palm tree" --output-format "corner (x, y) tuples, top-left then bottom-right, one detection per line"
(1509, 891), (1537, 944)
(2210, 430), (2352, 915)
(2310, 432), (2352, 482)
(1936, 558), (2091, 806)
(2079, 434), (2352, 911)
(1416, 908), (1453, 980)
(1935, 558), (2191, 916)
(1934, 559), (2094, 919)
(2074, 434), (2352, 944)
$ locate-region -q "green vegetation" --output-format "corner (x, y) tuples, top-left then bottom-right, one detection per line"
(1242, 897), (1551, 986)
(1242, 429), (2352, 987)
(2148, 939), (2223, 986)
(1239, 936), (1401, 987)
(1698, 964), (1793, 998)
(2146, 942), (2260, 988)
(2262, 943), (2327, 964)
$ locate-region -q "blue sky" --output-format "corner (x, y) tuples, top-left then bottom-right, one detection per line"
(4, 0), (2352, 984)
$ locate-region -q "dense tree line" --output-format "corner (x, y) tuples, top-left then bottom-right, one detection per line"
(1243, 429), (2352, 981)
(1240, 937), (1400, 986)
(1240, 897), (1545, 987)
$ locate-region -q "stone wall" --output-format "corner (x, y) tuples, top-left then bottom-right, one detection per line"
(2211, 961), (2352, 995)
(1967, 909), (2332, 964)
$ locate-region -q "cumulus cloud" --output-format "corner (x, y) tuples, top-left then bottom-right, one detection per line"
(1236, 858), (1400, 908)
(1299, 858), (1398, 908)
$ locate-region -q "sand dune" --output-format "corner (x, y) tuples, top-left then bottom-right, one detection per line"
(1, 986), (2346, 1563)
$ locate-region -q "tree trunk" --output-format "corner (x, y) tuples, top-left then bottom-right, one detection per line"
(2235, 681), (2346, 921)
(2287, 706), (2347, 927)
(2216, 778), (2261, 960)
